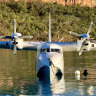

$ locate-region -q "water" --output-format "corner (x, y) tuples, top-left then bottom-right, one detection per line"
(0, 49), (96, 95)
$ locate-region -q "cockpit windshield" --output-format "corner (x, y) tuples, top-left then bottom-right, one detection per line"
(40, 48), (50, 52)
(51, 49), (60, 53)
(40, 48), (60, 53)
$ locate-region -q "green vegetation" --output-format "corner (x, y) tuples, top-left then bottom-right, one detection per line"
(0, 1), (96, 41)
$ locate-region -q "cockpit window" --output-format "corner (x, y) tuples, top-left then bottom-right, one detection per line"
(40, 48), (60, 53)
(51, 49), (60, 53)
(40, 48), (50, 52)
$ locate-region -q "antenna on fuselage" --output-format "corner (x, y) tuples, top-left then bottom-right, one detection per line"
(48, 12), (51, 42)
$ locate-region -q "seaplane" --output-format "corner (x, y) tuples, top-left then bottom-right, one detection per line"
(0, 13), (96, 81)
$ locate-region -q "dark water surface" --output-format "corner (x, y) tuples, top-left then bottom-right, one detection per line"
(0, 49), (96, 95)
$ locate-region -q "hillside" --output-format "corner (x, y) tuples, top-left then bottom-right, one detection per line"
(42, 0), (96, 7)
(1, 0), (96, 7)
(0, 1), (96, 41)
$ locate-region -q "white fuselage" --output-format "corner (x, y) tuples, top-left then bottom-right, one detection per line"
(36, 43), (64, 78)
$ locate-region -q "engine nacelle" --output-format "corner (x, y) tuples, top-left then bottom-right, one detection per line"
(82, 41), (91, 51)
(10, 33), (23, 50)
(77, 40), (91, 52)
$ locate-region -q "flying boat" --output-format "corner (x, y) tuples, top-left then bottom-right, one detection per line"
(0, 13), (96, 80)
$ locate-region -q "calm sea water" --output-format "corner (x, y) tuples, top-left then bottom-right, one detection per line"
(0, 49), (96, 95)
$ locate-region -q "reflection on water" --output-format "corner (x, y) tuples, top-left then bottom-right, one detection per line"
(38, 78), (51, 95)
(50, 75), (65, 94)
(0, 49), (37, 95)
(38, 74), (65, 95)
(0, 50), (96, 95)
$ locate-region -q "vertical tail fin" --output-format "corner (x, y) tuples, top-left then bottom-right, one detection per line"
(13, 19), (16, 34)
(48, 12), (51, 42)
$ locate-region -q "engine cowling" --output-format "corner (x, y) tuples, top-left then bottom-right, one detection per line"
(10, 33), (23, 50)
(77, 40), (91, 52)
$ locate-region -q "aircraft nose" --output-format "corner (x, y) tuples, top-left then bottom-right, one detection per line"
(46, 53), (53, 59)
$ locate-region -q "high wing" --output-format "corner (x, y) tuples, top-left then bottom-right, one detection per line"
(0, 40), (44, 51)
(48, 41), (96, 52)
(23, 41), (44, 51)
(0, 40), (78, 51)
(48, 42), (78, 51)
(0, 18), (96, 56)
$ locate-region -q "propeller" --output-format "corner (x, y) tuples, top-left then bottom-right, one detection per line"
(11, 19), (33, 55)
(0, 19), (33, 55)
(69, 21), (93, 55)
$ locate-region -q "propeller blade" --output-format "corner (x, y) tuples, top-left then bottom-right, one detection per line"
(79, 47), (84, 56)
(0, 36), (11, 39)
(59, 37), (64, 42)
(21, 36), (33, 39)
(87, 21), (93, 35)
(78, 38), (86, 55)
(13, 45), (17, 55)
(69, 31), (81, 37)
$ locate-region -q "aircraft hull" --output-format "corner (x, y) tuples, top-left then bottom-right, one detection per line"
(36, 52), (64, 80)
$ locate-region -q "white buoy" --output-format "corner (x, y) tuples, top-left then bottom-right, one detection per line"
(75, 74), (80, 80)
(75, 70), (80, 75)
(75, 70), (80, 80)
